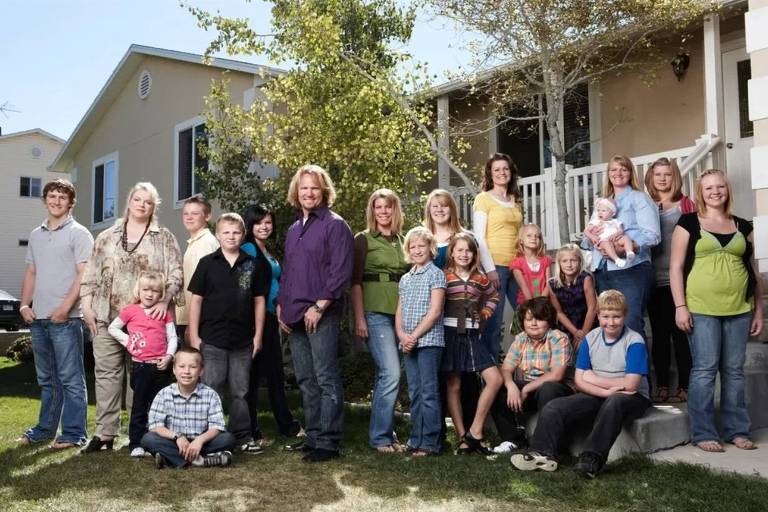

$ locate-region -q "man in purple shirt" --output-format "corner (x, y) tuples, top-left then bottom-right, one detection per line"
(277, 164), (354, 462)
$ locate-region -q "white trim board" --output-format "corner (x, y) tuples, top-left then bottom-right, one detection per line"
(91, 151), (119, 230)
(746, 8), (768, 54)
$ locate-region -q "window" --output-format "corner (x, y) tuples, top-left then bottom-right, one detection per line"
(92, 152), (118, 225)
(20, 177), (42, 197)
(175, 117), (208, 204)
(737, 59), (753, 139)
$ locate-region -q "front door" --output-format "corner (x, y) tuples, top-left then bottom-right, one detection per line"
(722, 46), (755, 220)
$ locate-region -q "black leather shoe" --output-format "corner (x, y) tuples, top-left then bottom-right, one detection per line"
(302, 448), (340, 463)
(283, 441), (313, 453)
(81, 436), (114, 454)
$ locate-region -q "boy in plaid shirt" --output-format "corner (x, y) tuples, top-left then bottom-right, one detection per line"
(141, 346), (235, 468)
(492, 297), (573, 453)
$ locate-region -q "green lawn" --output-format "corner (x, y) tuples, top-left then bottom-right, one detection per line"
(0, 357), (766, 512)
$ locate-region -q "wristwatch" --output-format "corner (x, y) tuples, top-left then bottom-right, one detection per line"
(172, 433), (181, 441)
(312, 303), (325, 314)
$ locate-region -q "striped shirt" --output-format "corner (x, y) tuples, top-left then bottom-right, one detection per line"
(147, 382), (226, 437)
(398, 262), (446, 348)
(443, 270), (499, 330)
(503, 329), (572, 382)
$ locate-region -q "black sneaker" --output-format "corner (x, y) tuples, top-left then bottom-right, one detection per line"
(302, 448), (340, 463)
(203, 450), (233, 467)
(284, 441), (314, 453)
(239, 440), (265, 455)
(154, 452), (166, 470)
(574, 450), (605, 479)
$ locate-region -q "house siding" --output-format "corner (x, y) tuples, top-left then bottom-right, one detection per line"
(0, 133), (65, 297)
(69, 55), (255, 245)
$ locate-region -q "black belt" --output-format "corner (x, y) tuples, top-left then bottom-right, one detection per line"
(362, 272), (403, 283)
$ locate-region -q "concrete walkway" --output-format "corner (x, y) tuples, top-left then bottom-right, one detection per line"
(649, 427), (768, 478)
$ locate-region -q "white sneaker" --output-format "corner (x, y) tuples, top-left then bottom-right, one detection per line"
(130, 447), (146, 458)
(493, 441), (517, 454)
(614, 258), (626, 268)
(511, 451), (558, 472)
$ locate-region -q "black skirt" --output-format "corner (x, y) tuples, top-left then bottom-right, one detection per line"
(441, 325), (497, 373)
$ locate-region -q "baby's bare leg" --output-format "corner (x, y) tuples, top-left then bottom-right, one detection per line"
(598, 239), (622, 263)
(617, 235), (636, 261)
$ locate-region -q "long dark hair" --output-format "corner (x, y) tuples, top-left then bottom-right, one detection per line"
(243, 203), (275, 248)
(482, 153), (520, 201)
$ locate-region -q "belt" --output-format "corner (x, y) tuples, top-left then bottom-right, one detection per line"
(362, 272), (403, 283)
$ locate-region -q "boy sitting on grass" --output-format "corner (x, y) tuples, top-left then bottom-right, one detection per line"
(511, 290), (650, 478)
(141, 346), (236, 468)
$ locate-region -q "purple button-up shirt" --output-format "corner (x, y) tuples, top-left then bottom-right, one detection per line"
(277, 205), (354, 325)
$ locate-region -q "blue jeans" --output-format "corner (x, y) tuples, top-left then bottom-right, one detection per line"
(594, 261), (654, 337)
(141, 431), (236, 468)
(687, 312), (752, 443)
(288, 312), (344, 451)
(202, 344), (253, 443)
(480, 265), (519, 361)
(403, 346), (443, 453)
(25, 319), (87, 445)
(365, 312), (400, 448)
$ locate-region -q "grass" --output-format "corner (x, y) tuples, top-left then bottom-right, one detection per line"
(1, 357), (767, 512)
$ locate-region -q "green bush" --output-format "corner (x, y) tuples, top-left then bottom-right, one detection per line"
(6, 335), (33, 363)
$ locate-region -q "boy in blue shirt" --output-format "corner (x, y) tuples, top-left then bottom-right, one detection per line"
(511, 290), (650, 478)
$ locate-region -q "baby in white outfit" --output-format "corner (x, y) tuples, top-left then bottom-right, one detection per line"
(586, 197), (636, 268)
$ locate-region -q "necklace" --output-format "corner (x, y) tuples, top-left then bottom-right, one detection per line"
(122, 220), (151, 254)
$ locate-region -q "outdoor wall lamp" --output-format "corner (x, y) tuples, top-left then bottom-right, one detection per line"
(671, 51), (690, 81)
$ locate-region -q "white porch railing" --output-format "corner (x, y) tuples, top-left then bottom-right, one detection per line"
(451, 134), (721, 250)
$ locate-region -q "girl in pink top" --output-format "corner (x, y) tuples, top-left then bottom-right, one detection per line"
(509, 224), (552, 304)
(108, 271), (178, 457)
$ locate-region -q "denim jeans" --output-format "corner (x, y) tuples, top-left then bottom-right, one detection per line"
(202, 344), (253, 443)
(594, 260), (654, 337)
(128, 362), (171, 449)
(403, 346), (443, 453)
(531, 392), (649, 460)
(365, 312), (401, 448)
(248, 313), (301, 439)
(25, 319), (87, 445)
(288, 312), (344, 452)
(687, 312), (752, 443)
(141, 431), (236, 468)
(480, 265), (519, 361)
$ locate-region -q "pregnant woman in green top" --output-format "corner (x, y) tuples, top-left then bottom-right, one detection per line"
(351, 189), (410, 453)
(670, 169), (763, 453)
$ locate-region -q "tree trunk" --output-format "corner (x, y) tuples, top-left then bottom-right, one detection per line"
(541, 64), (571, 245)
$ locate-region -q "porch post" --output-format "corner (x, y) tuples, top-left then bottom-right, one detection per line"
(703, 13), (725, 169)
(488, 114), (498, 155)
(437, 94), (451, 188)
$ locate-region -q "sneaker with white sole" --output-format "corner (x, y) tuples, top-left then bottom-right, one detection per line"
(130, 447), (146, 458)
(492, 441), (518, 454)
(239, 440), (265, 455)
(510, 451), (558, 472)
(203, 450), (233, 467)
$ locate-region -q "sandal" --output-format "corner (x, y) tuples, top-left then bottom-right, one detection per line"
(376, 444), (400, 454)
(411, 449), (438, 458)
(731, 437), (757, 450)
(696, 440), (725, 453)
(463, 432), (492, 456)
(667, 388), (687, 403)
(49, 441), (77, 450)
(653, 386), (670, 403)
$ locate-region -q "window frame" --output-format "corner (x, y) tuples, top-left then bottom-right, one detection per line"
(19, 176), (42, 198)
(173, 116), (208, 209)
(91, 151), (119, 230)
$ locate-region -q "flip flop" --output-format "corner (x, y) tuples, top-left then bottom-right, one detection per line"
(696, 440), (725, 453)
(49, 441), (78, 450)
(730, 437), (757, 450)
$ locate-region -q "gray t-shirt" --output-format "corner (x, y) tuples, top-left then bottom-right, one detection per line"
(576, 326), (650, 399)
(652, 205), (682, 286)
(26, 216), (94, 318)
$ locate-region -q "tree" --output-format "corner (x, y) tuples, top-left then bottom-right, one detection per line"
(428, 0), (715, 243)
(188, 0), (454, 231)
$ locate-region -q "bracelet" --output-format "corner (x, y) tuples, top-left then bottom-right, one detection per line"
(19, 305), (30, 312)
(675, 304), (687, 309)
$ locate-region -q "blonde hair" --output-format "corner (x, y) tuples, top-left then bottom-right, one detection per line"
(402, 227), (437, 263)
(365, 189), (404, 235)
(645, 157), (683, 202)
(594, 197), (617, 217)
(551, 244), (585, 287)
(603, 155), (641, 197)
(445, 232), (481, 276)
(695, 169), (733, 216)
(597, 290), (627, 315)
(516, 223), (545, 256)
(133, 271), (166, 304)
(215, 212), (246, 233)
(286, 164), (337, 208)
(123, 182), (161, 223)
(423, 189), (462, 235)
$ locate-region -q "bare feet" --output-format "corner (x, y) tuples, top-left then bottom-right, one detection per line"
(731, 437), (757, 450)
(696, 440), (725, 452)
